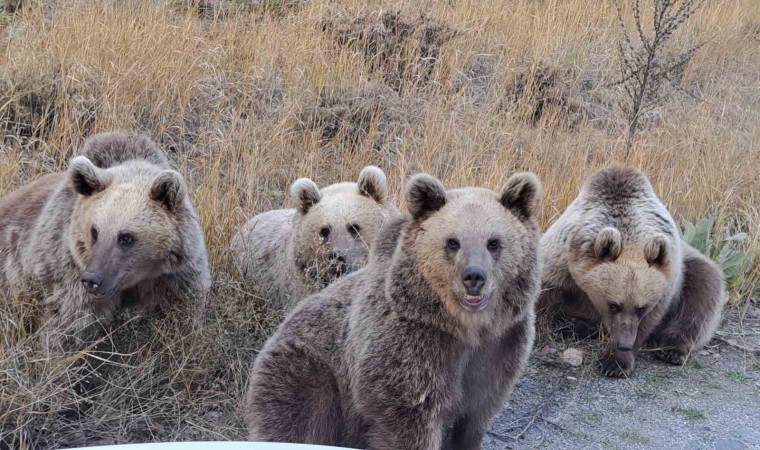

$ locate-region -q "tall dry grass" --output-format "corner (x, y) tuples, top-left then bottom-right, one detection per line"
(0, 0), (758, 447)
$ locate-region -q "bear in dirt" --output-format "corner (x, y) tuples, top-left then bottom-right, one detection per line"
(231, 166), (393, 308)
(0, 132), (211, 351)
(244, 172), (543, 449)
(538, 166), (725, 378)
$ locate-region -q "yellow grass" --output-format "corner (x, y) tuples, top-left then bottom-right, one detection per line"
(0, 0), (758, 446)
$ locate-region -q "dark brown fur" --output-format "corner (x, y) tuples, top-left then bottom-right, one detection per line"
(245, 173), (543, 449)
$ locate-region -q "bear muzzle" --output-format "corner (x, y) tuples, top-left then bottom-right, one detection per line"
(81, 270), (103, 295)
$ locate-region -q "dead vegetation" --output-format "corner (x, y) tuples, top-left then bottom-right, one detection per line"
(322, 8), (458, 92)
(296, 82), (417, 154)
(0, 0), (758, 447)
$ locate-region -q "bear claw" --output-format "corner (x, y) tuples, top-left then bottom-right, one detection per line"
(653, 349), (686, 366)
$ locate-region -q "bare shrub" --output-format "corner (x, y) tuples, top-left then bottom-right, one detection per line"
(499, 65), (590, 128)
(322, 8), (457, 92)
(613, 0), (706, 156)
(296, 82), (415, 154)
(0, 65), (99, 148)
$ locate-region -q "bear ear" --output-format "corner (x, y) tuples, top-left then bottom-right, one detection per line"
(290, 178), (321, 215)
(406, 173), (446, 221)
(500, 172), (543, 221)
(357, 165), (387, 205)
(69, 156), (112, 197)
(150, 170), (186, 211)
(593, 227), (623, 261)
(644, 234), (669, 267)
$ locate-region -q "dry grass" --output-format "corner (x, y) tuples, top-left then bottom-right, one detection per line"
(0, 0), (758, 447)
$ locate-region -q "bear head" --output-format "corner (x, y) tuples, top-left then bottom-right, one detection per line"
(67, 155), (187, 302)
(404, 172), (542, 333)
(289, 165), (388, 286)
(568, 227), (676, 351)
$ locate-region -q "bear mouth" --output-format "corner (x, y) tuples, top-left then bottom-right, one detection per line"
(460, 294), (489, 312)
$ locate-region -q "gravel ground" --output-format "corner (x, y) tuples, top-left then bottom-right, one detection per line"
(484, 304), (760, 450)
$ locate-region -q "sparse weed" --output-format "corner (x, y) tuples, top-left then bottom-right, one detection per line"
(727, 371), (750, 383)
(683, 215), (756, 293)
(671, 406), (706, 420)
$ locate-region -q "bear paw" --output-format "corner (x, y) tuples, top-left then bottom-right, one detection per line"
(653, 348), (686, 366)
(601, 352), (635, 378)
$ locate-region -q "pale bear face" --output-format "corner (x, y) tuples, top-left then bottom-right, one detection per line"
(405, 172), (542, 327)
(290, 166), (388, 287)
(568, 227), (673, 351)
(67, 156), (186, 302)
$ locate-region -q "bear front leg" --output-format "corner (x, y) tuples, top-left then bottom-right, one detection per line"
(448, 317), (535, 449)
(650, 246), (725, 366)
(364, 410), (444, 450)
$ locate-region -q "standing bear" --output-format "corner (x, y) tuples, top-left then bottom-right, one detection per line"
(539, 166), (725, 378)
(231, 166), (392, 308)
(0, 132), (211, 351)
(245, 172), (543, 449)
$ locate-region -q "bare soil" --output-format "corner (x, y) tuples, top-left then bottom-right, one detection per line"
(484, 303), (760, 450)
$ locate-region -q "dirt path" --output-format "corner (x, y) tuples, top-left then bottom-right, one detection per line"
(484, 305), (760, 450)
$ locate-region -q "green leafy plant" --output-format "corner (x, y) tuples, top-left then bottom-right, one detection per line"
(682, 216), (756, 290)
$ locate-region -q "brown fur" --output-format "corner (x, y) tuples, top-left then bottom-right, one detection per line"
(539, 166), (725, 377)
(0, 132), (211, 351)
(244, 172), (543, 449)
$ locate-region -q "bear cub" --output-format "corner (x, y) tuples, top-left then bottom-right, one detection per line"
(244, 172), (543, 450)
(231, 166), (392, 308)
(539, 166), (725, 377)
(0, 132), (211, 351)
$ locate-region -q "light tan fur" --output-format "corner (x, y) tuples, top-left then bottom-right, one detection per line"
(0, 132), (211, 352)
(539, 166), (725, 377)
(231, 166), (393, 308)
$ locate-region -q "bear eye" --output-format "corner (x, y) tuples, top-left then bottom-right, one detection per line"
(608, 303), (621, 314)
(635, 306), (647, 316)
(118, 233), (136, 247)
(487, 238), (501, 252)
(347, 223), (362, 238)
(446, 238), (460, 251)
(90, 226), (98, 243)
(319, 226), (331, 241)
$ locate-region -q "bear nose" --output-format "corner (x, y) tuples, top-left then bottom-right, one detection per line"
(81, 271), (103, 294)
(617, 344), (633, 352)
(462, 266), (487, 295)
(328, 251), (346, 264)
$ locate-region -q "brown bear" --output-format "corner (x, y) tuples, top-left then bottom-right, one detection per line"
(0, 132), (211, 351)
(244, 172), (543, 449)
(230, 166), (392, 308)
(538, 166), (725, 378)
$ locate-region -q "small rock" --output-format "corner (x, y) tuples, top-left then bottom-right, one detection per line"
(561, 348), (584, 367)
(698, 350), (710, 356)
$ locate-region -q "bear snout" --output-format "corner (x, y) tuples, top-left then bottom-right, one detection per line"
(462, 266), (487, 296)
(81, 270), (104, 295)
(327, 250), (348, 275)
